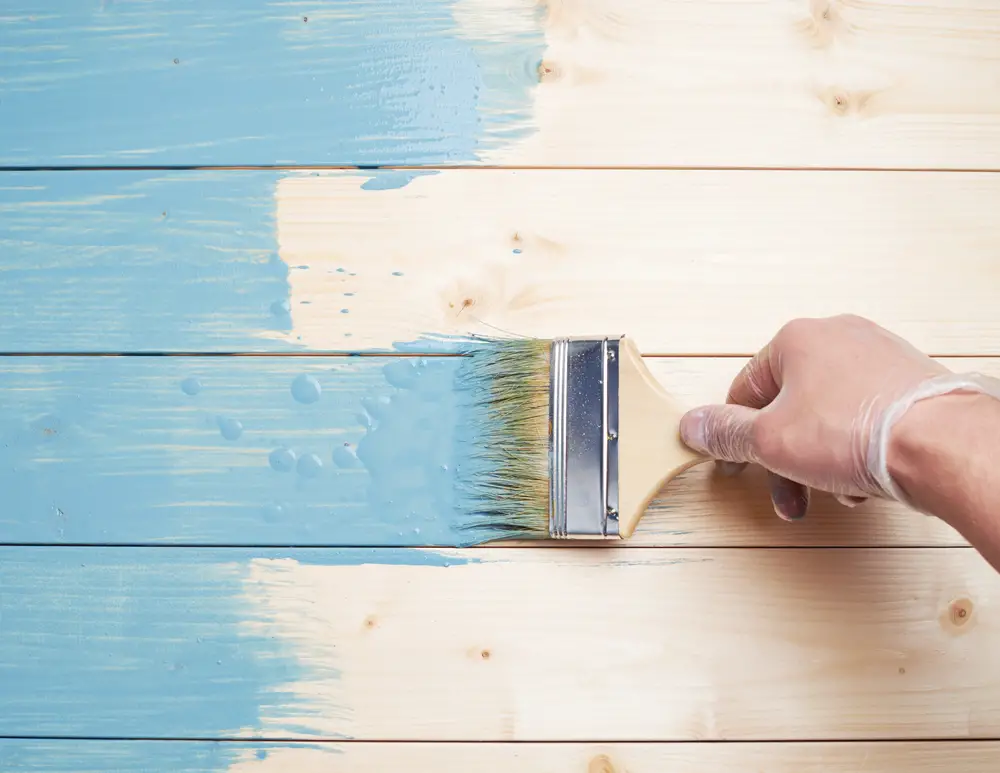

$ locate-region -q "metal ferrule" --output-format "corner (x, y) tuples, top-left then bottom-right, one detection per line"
(548, 336), (621, 539)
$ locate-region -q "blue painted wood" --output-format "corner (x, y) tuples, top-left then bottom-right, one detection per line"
(0, 546), (465, 740)
(0, 741), (337, 772)
(0, 170), (297, 353)
(0, 1), (543, 167)
(0, 355), (513, 546)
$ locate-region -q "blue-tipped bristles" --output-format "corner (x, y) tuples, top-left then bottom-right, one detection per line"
(451, 337), (553, 541)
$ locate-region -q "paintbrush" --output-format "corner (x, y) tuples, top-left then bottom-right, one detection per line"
(453, 335), (708, 541)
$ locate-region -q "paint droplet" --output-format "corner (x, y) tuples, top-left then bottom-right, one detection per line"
(413, 527), (421, 536)
(291, 374), (321, 404)
(173, 57), (180, 64)
(340, 308), (349, 314)
(269, 447), (297, 472)
(270, 299), (291, 316)
(297, 453), (323, 478)
(513, 248), (522, 254)
(361, 395), (391, 420)
(256, 750), (268, 761)
(336, 267), (346, 273)
(383, 359), (418, 389)
(216, 416), (243, 441)
(344, 292), (355, 297)
(181, 377), (201, 396)
(392, 271), (404, 276)
(332, 444), (362, 469)
(262, 503), (285, 521)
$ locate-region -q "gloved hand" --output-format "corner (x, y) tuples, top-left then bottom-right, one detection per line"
(678, 314), (1000, 520)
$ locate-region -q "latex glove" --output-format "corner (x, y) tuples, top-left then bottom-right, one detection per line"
(678, 314), (1000, 520)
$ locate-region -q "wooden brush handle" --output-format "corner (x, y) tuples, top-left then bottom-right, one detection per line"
(617, 337), (709, 538)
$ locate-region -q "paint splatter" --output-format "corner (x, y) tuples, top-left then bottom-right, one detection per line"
(291, 374), (321, 404)
(296, 453), (323, 478)
(216, 416), (244, 441)
(181, 377), (201, 396)
(332, 444), (362, 469)
(269, 447), (297, 472)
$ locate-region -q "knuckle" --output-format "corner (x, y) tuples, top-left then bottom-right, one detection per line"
(751, 416), (785, 461)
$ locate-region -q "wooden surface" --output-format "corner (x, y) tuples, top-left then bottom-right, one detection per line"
(2, 0), (1000, 771)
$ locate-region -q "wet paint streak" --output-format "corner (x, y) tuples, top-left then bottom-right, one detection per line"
(0, 356), (519, 546)
(0, 741), (338, 773)
(0, 171), (297, 353)
(0, 547), (468, 740)
(0, 0), (544, 166)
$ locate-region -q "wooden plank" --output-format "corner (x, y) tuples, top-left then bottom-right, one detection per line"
(3, 1), (1000, 168)
(1, 546), (998, 740)
(4, 741), (1000, 773)
(0, 355), (988, 547)
(4, 170), (1000, 355)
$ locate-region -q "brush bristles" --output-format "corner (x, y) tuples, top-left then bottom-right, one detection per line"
(453, 337), (552, 540)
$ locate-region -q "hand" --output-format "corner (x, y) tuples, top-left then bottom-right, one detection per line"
(678, 314), (950, 520)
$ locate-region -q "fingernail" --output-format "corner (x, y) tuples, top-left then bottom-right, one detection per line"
(771, 478), (809, 521)
(679, 408), (707, 453)
(717, 461), (744, 477)
(835, 494), (867, 509)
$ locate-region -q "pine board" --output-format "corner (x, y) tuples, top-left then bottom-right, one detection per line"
(0, 355), (986, 547)
(1, 546), (997, 741)
(4, 169), (1000, 355)
(3, 740), (1000, 773)
(3, 0), (1000, 168)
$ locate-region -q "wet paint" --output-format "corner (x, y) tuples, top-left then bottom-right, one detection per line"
(0, 171), (295, 353)
(0, 0), (544, 166)
(0, 741), (338, 773)
(0, 355), (519, 545)
(0, 547), (468, 744)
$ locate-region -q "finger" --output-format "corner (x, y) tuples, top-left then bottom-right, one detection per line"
(679, 403), (759, 464)
(769, 473), (809, 521)
(728, 342), (782, 410)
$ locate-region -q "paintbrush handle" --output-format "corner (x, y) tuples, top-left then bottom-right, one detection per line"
(617, 338), (709, 538)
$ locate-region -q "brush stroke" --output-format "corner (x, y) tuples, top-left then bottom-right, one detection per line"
(0, 0), (543, 166)
(0, 355), (518, 546)
(0, 547), (468, 742)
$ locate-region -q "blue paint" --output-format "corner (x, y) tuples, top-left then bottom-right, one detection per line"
(0, 741), (339, 773)
(513, 248), (522, 254)
(181, 377), (202, 396)
(0, 547), (468, 740)
(269, 446), (298, 473)
(216, 416), (244, 441)
(341, 308), (350, 314)
(0, 171), (295, 353)
(360, 170), (438, 191)
(392, 271), (405, 277)
(0, 356), (520, 545)
(296, 453), (324, 478)
(291, 374), (322, 404)
(0, 0), (545, 166)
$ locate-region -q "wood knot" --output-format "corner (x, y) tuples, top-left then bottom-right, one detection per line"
(588, 755), (616, 773)
(949, 598), (973, 627)
(364, 615), (378, 630)
(480, 649), (491, 660)
(537, 60), (561, 83)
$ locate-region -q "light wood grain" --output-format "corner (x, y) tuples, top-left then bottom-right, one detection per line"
(0, 355), (991, 546)
(4, 740), (1000, 772)
(3, 546), (997, 740)
(274, 169), (1000, 355)
(4, 0), (1000, 168)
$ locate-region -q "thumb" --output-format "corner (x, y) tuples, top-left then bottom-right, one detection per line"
(679, 403), (760, 464)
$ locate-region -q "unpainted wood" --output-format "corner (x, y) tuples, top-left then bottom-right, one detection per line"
(4, 740), (1000, 772)
(0, 355), (989, 546)
(3, 546), (997, 740)
(274, 169), (1000, 355)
